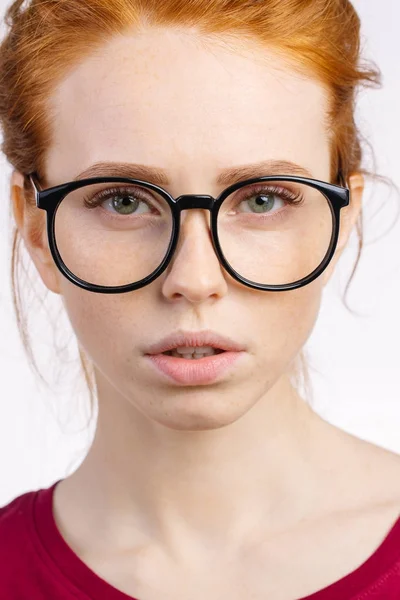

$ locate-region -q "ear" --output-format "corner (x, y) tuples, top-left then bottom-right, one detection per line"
(11, 169), (61, 295)
(322, 172), (364, 286)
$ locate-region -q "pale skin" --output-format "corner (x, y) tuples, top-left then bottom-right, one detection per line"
(11, 27), (400, 599)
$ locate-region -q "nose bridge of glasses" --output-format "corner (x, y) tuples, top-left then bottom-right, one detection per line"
(174, 194), (215, 211)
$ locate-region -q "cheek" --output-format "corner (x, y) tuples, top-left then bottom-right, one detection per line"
(59, 282), (120, 360)
(253, 279), (323, 365)
(59, 281), (152, 367)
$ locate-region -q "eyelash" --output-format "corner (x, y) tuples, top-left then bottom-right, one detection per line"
(235, 183), (303, 214)
(82, 183), (304, 221)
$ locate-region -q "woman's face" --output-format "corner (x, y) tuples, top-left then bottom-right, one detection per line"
(15, 28), (362, 430)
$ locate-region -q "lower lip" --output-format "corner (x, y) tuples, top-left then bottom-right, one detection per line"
(144, 351), (245, 385)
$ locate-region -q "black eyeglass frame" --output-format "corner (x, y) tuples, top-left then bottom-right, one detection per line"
(28, 171), (350, 294)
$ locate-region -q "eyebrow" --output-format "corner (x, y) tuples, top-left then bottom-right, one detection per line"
(73, 159), (314, 187)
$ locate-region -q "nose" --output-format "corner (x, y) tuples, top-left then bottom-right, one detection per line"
(160, 194), (229, 303)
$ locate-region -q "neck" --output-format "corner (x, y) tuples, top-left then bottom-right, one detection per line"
(60, 370), (342, 551)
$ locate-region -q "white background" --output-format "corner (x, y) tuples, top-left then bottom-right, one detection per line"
(0, 0), (399, 506)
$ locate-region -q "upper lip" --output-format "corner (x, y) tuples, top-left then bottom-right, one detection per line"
(144, 329), (246, 355)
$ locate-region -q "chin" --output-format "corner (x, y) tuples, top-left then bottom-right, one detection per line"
(150, 403), (249, 432)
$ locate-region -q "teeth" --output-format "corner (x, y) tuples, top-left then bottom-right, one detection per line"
(172, 351), (210, 359)
(174, 346), (216, 354)
(164, 346), (219, 359)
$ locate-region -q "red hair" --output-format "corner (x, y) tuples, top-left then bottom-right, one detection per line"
(0, 0), (393, 413)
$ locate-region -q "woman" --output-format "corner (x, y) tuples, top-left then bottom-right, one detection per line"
(0, 0), (399, 598)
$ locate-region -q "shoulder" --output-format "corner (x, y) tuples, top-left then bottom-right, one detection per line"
(0, 488), (44, 595)
(0, 487), (37, 559)
(317, 422), (400, 518)
(0, 486), (35, 520)
(341, 431), (400, 511)
(0, 488), (30, 527)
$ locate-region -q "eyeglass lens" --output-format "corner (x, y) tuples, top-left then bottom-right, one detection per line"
(53, 179), (334, 288)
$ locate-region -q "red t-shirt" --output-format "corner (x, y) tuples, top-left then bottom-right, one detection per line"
(1, 479), (400, 599)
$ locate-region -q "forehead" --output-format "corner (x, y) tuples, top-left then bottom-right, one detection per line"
(46, 28), (331, 186)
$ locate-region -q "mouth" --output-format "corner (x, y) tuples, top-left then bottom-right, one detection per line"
(145, 347), (243, 385)
(144, 329), (245, 357)
(161, 347), (226, 359)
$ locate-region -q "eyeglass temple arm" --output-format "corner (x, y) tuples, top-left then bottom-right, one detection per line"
(27, 171), (42, 193)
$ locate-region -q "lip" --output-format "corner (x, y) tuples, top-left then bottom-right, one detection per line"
(144, 351), (245, 385)
(144, 329), (246, 355)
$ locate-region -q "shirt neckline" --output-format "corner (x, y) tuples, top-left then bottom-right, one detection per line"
(29, 478), (400, 600)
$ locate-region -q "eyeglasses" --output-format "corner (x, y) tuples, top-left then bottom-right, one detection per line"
(28, 171), (349, 294)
